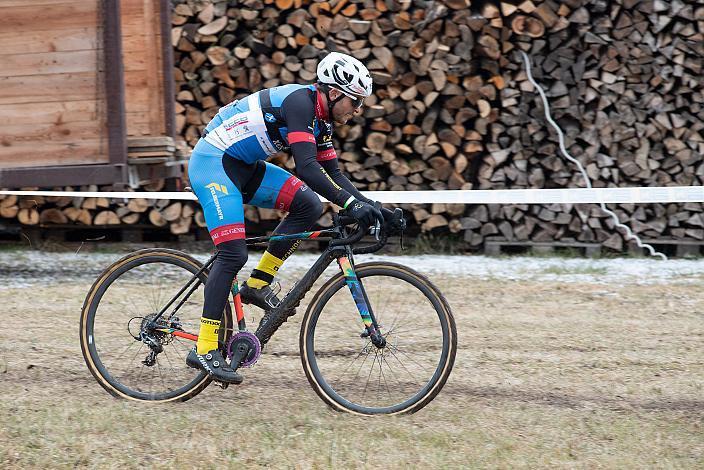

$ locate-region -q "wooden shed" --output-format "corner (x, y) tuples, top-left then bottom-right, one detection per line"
(0, 0), (176, 188)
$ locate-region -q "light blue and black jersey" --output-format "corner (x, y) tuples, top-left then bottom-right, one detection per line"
(188, 83), (371, 245)
(203, 84), (337, 165)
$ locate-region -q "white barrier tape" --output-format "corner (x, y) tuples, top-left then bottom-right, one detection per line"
(0, 190), (198, 201)
(1, 186), (703, 204)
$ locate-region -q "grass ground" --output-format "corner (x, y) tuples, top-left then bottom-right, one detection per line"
(0, 253), (702, 468)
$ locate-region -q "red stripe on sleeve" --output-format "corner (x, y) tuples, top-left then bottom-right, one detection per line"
(288, 132), (316, 144)
(316, 148), (337, 161)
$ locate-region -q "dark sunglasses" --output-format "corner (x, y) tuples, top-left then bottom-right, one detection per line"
(351, 96), (364, 108)
(345, 94), (364, 109)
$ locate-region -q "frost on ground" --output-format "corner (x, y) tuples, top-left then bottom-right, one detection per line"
(2, 247), (704, 289)
(1, 245), (702, 467)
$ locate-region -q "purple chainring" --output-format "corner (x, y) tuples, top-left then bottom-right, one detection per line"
(226, 331), (261, 368)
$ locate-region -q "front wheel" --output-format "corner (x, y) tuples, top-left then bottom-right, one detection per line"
(300, 262), (457, 415)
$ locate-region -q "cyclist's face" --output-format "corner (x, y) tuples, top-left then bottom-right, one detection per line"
(330, 91), (364, 125)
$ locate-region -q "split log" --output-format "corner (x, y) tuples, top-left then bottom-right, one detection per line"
(18, 208), (39, 225)
(94, 211), (120, 225)
(39, 209), (68, 225)
(149, 209), (168, 227)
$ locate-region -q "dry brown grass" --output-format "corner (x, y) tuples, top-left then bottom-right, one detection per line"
(0, 266), (702, 468)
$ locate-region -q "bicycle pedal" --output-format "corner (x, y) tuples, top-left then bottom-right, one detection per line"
(215, 380), (230, 390)
(270, 281), (282, 297)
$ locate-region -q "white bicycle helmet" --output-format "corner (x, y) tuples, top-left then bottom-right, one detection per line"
(317, 52), (373, 99)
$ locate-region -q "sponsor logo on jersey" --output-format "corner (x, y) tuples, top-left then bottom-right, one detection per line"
(206, 183), (228, 220)
(210, 223), (246, 242)
(258, 135), (276, 154)
(217, 226), (245, 237)
(265, 112), (277, 123)
(224, 116), (249, 132)
(206, 182), (228, 195)
(320, 168), (342, 190)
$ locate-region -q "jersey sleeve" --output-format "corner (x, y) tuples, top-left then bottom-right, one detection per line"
(280, 90), (352, 208)
(315, 121), (337, 162)
(318, 158), (374, 205)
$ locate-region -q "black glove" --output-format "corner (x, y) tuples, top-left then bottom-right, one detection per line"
(345, 199), (383, 227)
(380, 206), (407, 235)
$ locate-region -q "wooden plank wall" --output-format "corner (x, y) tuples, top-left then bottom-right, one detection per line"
(121, 0), (167, 137)
(0, 0), (109, 169)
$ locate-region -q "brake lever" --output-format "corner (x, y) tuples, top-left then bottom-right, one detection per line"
(371, 219), (381, 241)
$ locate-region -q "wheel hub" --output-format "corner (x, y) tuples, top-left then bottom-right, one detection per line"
(139, 313), (178, 345)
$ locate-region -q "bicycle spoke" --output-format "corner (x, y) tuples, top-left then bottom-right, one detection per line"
(149, 361), (155, 394)
(111, 339), (140, 363)
(385, 346), (425, 385)
(387, 344), (431, 377)
(377, 350), (386, 400)
(161, 347), (178, 375)
(361, 350), (380, 399)
(155, 357), (170, 392)
(384, 325), (424, 336)
(127, 297), (144, 319)
(172, 337), (193, 359)
(380, 351), (404, 387)
(135, 361), (146, 390)
(330, 339), (372, 384)
(349, 345), (374, 386)
(117, 342), (145, 382)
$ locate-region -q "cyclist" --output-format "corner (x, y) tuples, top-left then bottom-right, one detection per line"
(186, 52), (405, 383)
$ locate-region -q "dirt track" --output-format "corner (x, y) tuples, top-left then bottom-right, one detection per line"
(1, 248), (702, 468)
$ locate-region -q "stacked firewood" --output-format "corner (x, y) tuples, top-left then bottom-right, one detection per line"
(0, 186), (298, 236)
(0, 190), (207, 236)
(462, 0), (704, 250)
(2, 1), (702, 251)
(172, 0), (501, 234)
(170, 0), (703, 251)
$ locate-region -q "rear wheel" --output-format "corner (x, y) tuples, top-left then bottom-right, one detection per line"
(80, 249), (232, 402)
(300, 262), (456, 415)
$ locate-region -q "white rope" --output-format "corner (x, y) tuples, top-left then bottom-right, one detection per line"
(519, 51), (667, 260)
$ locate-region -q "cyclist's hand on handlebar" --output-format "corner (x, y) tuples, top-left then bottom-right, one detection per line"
(380, 206), (407, 235)
(345, 199), (383, 228)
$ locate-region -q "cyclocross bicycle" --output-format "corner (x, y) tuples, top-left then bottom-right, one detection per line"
(80, 211), (457, 415)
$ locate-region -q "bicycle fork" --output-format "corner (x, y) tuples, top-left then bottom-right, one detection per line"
(337, 254), (386, 348)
